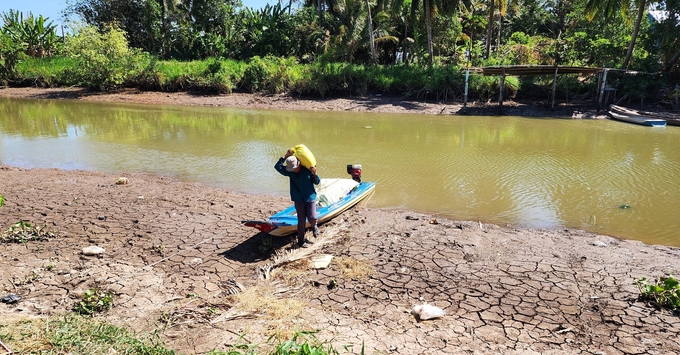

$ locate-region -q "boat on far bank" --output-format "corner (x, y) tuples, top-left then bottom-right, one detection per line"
(608, 105), (667, 127)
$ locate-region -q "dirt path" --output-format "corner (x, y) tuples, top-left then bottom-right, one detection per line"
(1, 166), (679, 354)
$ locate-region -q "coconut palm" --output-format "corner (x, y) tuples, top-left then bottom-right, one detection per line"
(484, 0), (519, 58)
(585, 0), (660, 70)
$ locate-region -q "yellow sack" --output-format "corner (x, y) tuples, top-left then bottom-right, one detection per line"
(291, 144), (316, 169)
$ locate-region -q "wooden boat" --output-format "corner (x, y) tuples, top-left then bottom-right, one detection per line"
(608, 105), (667, 127)
(242, 178), (376, 236)
(611, 105), (680, 127)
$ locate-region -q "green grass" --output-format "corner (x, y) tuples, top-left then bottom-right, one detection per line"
(1, 316), (362, 355)
(0, 314), (175, 355)
(13, 54), (601, 101)
(16, 56), (75, 86)
(0, 220), (59, 243)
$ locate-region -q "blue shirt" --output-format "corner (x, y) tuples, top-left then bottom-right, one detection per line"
(275, 157), (321, 203)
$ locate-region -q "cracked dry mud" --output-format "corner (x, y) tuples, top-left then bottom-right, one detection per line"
(1, 166), (679, 355)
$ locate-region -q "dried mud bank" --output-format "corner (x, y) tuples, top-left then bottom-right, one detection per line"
(0, 87), (607, 118)
(1, 165), (679, 355)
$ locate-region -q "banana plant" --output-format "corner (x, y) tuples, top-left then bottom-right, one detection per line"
(1, 10), (59, 58)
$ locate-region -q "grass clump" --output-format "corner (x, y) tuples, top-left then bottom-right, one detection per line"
(73, 289), (115, 315)
(0, 194), (4, 207)
(231, 285), (304, 321)
(207, 330), (356, 355)
(0, 314), (175, 355)
(268, 330), (347, 355)
(334, 257), (373, 281)
(0, 220), (59, 243)
(636, 275), (680, 311)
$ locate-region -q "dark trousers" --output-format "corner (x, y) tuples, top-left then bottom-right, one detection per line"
(294, 201), (317, 245)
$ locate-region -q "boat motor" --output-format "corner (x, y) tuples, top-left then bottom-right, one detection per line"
(347, 164), (362, 182)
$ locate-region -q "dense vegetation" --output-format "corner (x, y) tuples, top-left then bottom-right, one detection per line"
(1, 0), (679, 106)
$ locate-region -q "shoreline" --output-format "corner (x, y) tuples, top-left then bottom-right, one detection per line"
(1, 165), (679, 354)
(2, 88), (679, 353)
(0, 86), (609, 118)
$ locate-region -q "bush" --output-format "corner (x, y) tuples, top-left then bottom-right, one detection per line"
(63, 24), (145, 90)
(0, 32), (24, 84)
(242, 56), (300, 94)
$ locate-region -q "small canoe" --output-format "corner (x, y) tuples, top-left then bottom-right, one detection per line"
(608, 105), (667, 127)
(611, 105), (680, 126)
(242, 178), (376, 236)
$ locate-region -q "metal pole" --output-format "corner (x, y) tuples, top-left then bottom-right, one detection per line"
(551, 65), (558, 109)
(498, 67), (506, 111)
(463, 46), (471, 113)
(463, 68), (469, 111)
(598, 69), (609, 111)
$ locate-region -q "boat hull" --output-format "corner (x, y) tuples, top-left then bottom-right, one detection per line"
(608, 105), (667, 127)
(243, 181), (376, 236)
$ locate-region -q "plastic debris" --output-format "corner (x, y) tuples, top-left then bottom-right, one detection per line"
(310, 254), (333, 269)
(412, 304), (446, 320)
(1, 293), (22, 304)
(82, 246), (105, 255)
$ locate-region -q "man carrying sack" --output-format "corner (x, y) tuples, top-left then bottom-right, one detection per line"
(275, 147), (320, 248)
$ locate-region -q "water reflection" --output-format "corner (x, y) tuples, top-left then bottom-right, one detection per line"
(1, 97), (680, 246)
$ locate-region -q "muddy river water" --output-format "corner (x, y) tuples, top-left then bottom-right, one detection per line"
(1, 97), (679, 246)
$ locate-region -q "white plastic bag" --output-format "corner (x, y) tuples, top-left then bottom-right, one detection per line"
(412, 304), (446, 320)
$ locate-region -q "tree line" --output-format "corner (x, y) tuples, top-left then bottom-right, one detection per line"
(0, 0), (679, 106)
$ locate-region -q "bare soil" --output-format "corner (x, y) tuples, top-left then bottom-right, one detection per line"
(0, 87), (607, 118)
(1, 88), (679, 355)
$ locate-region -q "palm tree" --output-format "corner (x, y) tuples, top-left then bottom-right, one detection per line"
(585, 0), (658, 70)
(366, 0), (377, 63)
(484, 0), (514, 58)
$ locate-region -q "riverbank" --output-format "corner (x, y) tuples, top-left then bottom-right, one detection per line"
(0, 86), (608, 118)
(1, 165), (679, 354)
(2, 87), (678, 353)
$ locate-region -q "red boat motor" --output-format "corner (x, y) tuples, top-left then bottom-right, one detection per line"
(347, 164), (362, 182)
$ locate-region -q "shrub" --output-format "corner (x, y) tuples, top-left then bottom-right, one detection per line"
(0, 31), (24, 84)
(63, 24), (145, 90)
(242, 56), (300, 94)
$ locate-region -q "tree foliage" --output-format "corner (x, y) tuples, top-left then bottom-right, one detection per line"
(52, 0), (680, 74)
(63, 24), (148, 90)
(1, 10), (60, 58)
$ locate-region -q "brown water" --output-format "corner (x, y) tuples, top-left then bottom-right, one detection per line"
(1, 97), (679, 246)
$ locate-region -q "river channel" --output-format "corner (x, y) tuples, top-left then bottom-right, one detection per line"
(1, 97), (679, 247)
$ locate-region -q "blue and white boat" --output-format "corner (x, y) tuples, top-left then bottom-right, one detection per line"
(243, 178), (376, 236)
(608, 105), (667, 127)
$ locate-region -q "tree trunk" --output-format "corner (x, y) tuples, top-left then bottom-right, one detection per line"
(496, 15), (503, 51)
(425, 0), (433, 64)
(622, 0), (646, 70)
(366, 0), (376, 64)
(664, 49), (680, 72)
(403, 22), (408, 65)
(485, 0), (495, 58)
